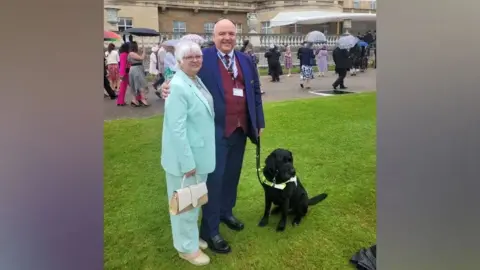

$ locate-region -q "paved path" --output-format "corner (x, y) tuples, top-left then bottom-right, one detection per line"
(104, 69), (376, 120)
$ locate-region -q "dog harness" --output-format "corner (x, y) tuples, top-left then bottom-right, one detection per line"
(257, 168), (298, 190)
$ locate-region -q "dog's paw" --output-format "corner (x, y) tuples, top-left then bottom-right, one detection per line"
(276, 222), (286, 232)
(292, 218), (302, 226)
(258, 217), (269, 227)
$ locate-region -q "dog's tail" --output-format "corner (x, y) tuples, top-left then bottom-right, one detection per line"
(308, 193), (328, 206)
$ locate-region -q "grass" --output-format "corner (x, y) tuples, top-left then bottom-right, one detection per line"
(104, 93), (377, 270)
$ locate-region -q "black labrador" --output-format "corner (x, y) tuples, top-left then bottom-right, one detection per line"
(258, 148), (328, 232)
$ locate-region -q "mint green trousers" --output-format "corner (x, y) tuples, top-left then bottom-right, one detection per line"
(165, 173), (207, 254)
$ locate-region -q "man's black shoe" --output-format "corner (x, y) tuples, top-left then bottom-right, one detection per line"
(221, 216), (245, 231)
(205, 234), (231, 254)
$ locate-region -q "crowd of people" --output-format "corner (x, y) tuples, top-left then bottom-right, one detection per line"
(260, 30), (376, 90)
(103, 30), (376, 106)
(103, 35), (150, 106)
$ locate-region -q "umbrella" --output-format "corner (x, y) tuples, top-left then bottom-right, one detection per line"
(305, 31), (327, 43)
(337, 34), (358, 50)
(162, 39), (180, 47)
(123, 27), (160, 37)
(350, 244), (376, 270)
(181, 34), (205, 45)
(104, 31), (121, 41)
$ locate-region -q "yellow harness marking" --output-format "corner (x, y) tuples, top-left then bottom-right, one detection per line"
(262, 177), (287, 190)
(257, 168), (295, 190)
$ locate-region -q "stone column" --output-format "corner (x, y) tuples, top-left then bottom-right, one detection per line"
(247, 13), (261, 47)
(343, 19), (352, 35)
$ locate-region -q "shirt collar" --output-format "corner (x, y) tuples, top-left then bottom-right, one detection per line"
(218, 49), (234, 59)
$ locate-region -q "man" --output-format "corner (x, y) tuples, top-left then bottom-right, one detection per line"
(160, 19), (265, 254)
(332, 46), (351, 90)
(363, 30), (374, 44)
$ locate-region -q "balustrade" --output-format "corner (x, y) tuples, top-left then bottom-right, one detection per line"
(104, 33), (342, 48)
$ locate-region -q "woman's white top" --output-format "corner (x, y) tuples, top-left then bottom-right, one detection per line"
(105, 50), (120, 65)
(149, 52), (158, 75)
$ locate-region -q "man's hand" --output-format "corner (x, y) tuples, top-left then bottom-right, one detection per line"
(161, 81), (171, 99)
(258, 128), (264, 137)
(184, 168), (196, 178)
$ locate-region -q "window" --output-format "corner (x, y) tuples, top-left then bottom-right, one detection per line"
(353, 0), (360, 9)
(235, 23), (243, 34)
(173, 21), (186, 39)
(288, 24), (302, 34)
(204, 22), (214, 33)
(370, 0), (377, 10)
(261, 21), (272, 34)
(118, 17), (133, 32)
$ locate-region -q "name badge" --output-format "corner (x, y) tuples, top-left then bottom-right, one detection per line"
(233, 88), (244, 97)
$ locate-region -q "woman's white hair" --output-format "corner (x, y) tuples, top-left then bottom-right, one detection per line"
(174, 40), (203, 68)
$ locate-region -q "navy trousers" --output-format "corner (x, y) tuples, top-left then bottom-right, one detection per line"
(200, 127), (247, 239)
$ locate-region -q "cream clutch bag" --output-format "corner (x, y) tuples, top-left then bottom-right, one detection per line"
(169, 175), (208, 215)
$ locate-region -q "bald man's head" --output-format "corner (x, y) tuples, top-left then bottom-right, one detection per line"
(213, 19), (237, 53)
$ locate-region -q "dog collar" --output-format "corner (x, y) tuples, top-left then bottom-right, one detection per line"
(261, 176), (297, 190)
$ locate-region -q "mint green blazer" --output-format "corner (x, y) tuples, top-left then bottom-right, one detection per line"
(161, 69), (216, 177)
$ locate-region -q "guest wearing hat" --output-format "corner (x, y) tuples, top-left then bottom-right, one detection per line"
(264, 44), (281, 82)
(149, 45), (159, 77)
(240, 40), (250, 52)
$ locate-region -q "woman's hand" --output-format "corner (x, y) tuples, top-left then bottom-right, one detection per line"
(161, 81), (171, 99)
(184, 168), (196, 178)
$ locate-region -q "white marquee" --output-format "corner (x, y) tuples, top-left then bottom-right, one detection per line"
(269, 11), (376, 28)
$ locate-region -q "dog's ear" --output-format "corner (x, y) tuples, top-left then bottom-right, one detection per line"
(288, 150), (294, 163)
(263, 152), (276, 176)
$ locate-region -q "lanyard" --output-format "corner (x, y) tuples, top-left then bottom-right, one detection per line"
(217, 51), (235, 78)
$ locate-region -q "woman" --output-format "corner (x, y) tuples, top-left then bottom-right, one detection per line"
(298, 42), (315, 89)
(117, 43), (130, 106)
(163, 45), (177, 81)
(149, 45), (159, 77)
(264, 44), (281, 82)
(284, 45), (293, 77)
(105, 43), (120, 90)
(128, 41), (149, 107)
(161, 40), (215, 266)
(316, 44), (329, 77)
(103, 56), (117, 99)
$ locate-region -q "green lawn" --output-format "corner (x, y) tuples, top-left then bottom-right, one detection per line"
(104, 93), (377, 270)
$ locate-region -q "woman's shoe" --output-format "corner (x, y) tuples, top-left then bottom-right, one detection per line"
(139, 100), (150, 107)
(199, 239), (208, 250)
(179, 250), (210, 266)
(130, 101), (140, 107)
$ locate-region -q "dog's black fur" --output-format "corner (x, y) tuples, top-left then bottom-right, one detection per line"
(258, 148), (328, 232)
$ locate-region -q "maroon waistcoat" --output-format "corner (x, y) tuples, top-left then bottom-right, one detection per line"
(218, 57), (249, 137)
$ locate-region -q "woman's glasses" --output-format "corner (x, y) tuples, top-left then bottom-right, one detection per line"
(184, 55), (202, 61)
